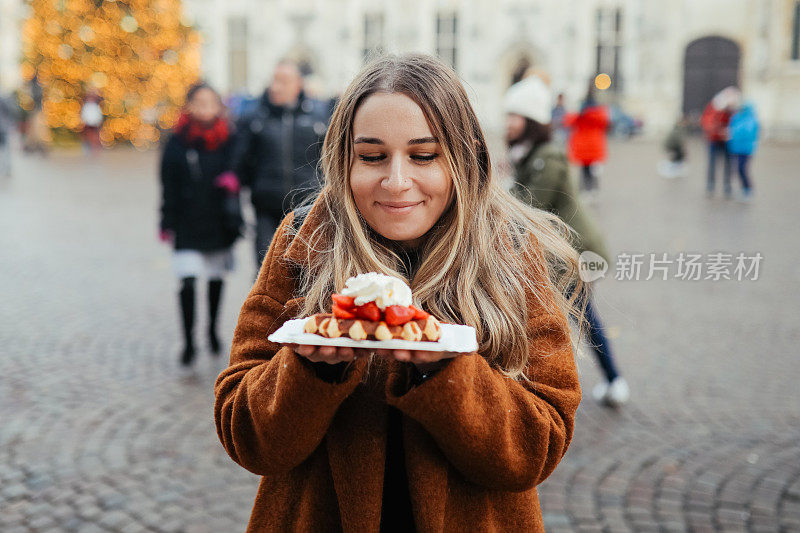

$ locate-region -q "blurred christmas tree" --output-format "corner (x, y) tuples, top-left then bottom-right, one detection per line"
(19, 0), (202, 148)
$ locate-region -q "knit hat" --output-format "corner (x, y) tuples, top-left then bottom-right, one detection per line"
(503, 76), (552, 125)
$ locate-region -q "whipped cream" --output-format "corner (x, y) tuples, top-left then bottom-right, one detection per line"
(340, 273), (412, 310)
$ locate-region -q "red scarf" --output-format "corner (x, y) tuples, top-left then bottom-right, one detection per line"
(175, 112), (230, 151)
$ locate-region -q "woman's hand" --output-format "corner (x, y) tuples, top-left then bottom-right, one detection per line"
(288, 344), (371, 364)
(214, 171), (240, 194)
(159, 229), (175, 244)
(288, 344), (467, 372)
(375, 349), (462, 373)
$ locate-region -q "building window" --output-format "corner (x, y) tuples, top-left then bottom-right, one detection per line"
(363, 12), (385, 62)
(595, 7), (623, 91)
(436, 12), (458, 70)
(228, 17), (248, 92)
(792, 1), (800, 60)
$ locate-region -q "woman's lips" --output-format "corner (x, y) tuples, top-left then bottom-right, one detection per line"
(376, 201), (423, 214)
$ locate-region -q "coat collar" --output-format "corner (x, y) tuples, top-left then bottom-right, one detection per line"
(260, 89), (309, 116)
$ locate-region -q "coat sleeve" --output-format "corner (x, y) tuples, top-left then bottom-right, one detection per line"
(214, 214), (368, 476)
(159, 137), (181, 232)
(385, 301), (581, 492)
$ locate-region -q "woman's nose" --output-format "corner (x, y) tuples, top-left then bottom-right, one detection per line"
(382, 156), (411, 192)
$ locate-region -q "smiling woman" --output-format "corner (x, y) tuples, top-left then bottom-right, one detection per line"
(350, 93), (451, 247)
(215, 53), (587, 532)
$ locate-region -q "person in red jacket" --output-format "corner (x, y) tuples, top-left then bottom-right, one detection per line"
(564, 84), (610, 200)
(700, 86), (740, 198)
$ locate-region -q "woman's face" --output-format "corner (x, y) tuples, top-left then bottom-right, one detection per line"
(188, 88), (222, 124)
(350, 92), (452, 248)
(505, 113), (526, 143)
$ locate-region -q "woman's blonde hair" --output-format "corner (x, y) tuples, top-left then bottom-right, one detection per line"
(295, 53), (587, 381)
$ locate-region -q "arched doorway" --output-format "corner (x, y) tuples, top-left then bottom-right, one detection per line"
(682, 36), (740, 122)
(509, 57), (533, 86)
(284, 45), (318, 78)
(497, 43), (539, 89)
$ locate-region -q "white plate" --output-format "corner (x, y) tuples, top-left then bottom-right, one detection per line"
(268, 318), (478, 353)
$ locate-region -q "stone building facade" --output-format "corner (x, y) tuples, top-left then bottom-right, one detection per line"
(182, 0), (800, 139)
(2, 0), (798, 138)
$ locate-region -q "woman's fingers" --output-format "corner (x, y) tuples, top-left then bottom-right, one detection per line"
(406, 350), (462, 364)
(289, 344), (363, 364)
(289, 344), (337, 363)
(292, 344), (315, 357)
(290, 344), (463, 365)
(409, 350), (437, 363)
(337, 347), (356, 360)
(392, 349), (413, 362)
(372, 348), (453, 363)
(317, 345), (336, 358)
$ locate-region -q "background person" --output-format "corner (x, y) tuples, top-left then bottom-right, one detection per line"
(0, 93), (17, 177)
(564, 83), (610, 202)
(727, 101), (759, 202)
(551, 92), (568, 146)
(159, 82), (242, 367)
(230, 59), (330, 270)
(504, 75), (630, 406)
(659, 116), (689, 179)
(700, 86), (740, 198)
(80, 88), (104, 154)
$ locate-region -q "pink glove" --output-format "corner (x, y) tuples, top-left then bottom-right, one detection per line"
(214, 171), (240, 194)
(159, 229), (175, 244)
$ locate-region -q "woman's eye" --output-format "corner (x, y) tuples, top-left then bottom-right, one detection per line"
(358, 154), (386, 162)
(357, 153), (438, 163)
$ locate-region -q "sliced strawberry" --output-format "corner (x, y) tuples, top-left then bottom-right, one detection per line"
(410, 305), (430, 320)
(332, 293), (356, 310)
(354, 301), (381, 322)
(385, 305), (415, 326)
(332, 304), (356, 319)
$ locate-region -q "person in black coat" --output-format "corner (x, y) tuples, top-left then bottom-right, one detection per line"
(159, 82), (242, 367)
(229, 60), (330, 268)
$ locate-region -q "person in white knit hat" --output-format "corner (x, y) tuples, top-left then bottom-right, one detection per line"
(504, 75), (553, 125)
(504, 75), (630, 407)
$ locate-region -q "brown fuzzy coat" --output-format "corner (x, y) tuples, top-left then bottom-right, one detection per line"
(214, 200), (582, 532)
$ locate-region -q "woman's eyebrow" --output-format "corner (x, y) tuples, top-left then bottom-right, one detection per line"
(408, 136), (438, 145)
(352, 136), (438, 145)
(353, 136), (383, 144)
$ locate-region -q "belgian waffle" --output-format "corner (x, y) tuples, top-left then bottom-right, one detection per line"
(304, 313), (442, 342)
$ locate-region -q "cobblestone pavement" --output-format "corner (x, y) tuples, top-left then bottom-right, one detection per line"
(1, 139), (798, 532)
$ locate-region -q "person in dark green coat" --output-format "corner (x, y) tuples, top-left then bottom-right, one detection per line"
(511, 142), (610, 262)
(504, 75), (629, 406)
